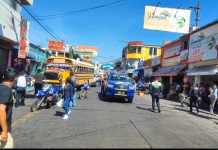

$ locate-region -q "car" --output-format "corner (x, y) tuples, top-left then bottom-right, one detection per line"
(101, 74), (136, 103)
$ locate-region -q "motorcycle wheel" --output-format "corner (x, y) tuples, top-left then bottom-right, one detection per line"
(30, 97), (46, 112)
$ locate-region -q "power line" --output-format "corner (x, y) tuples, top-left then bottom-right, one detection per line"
(16, 0), (61, 40)
(36, 0), (126, 20)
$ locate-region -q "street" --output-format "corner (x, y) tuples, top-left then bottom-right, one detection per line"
(12, 87), (218, 148)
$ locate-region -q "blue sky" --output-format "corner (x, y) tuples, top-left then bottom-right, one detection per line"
(22, 0), (218, 64)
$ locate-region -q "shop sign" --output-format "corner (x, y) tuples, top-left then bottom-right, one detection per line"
(144, 6), (191, 33)
(162, 56), (180, 67)
(180, 49), (189, 64)
(189, 23), (218, 63)
(128, 41), (144, 47)
(18, 19), (29, 59)
(163, 45), (181, 58)
(48, 40), (65, 51)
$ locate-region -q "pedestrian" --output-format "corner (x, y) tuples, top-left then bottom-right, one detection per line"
(176, 82), (182, 101)
(150, 77), (162, 113)
(189, 84), (200, 113)
(15, 72), (27, 107)
(69, 75), (77, 113)
(0, 72), (15, 148)
(34, 73), (43, 95)
(82, 80), (89, 99)
(62, 77), (75, 120)
(209, 83), (218, 115)
(100, 74), (106, 96)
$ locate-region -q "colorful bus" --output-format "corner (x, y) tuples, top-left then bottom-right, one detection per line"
(44, 56), (95, 88)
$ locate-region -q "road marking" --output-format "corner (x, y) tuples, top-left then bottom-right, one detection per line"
(129, 119), (152, 149)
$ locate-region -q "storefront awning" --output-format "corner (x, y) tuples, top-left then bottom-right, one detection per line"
(187, 65), (218, 76)
(152, 64), (186, 77)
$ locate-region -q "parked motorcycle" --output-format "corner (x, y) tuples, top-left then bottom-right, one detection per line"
(30, 84), (62, 112)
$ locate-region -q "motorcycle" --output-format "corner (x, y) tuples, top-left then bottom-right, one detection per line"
(30, 84), (62, 112)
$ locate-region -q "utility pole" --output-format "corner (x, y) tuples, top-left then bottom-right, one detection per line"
(190, 0), (200, 28)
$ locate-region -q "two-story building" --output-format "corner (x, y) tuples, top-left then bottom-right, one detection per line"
(122, 41), (161, 79)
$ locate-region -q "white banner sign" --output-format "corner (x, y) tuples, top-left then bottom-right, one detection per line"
(144, 6), (191, 33)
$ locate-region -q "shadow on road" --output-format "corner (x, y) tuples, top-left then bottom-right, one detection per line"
(136, 106), (154, 113)
(54, 111), (65, 117)
(97, 93), (128, 104)
(173, 107), (218, 121)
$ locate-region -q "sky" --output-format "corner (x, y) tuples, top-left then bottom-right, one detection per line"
(22, 0), (218, 64)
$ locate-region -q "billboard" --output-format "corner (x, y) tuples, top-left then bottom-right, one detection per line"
(48, 40), (64, 51)
(77, 45), (97, 52)
(18, 19), (29, 59)
(144, 6), (191, 33)
(189, 22), (218, 63)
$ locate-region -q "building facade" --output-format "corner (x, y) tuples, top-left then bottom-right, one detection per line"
(0, 0), (33, 75)
(187, 20), (218, 86)
(122, 41), (161, 78)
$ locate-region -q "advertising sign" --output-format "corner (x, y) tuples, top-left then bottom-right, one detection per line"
(144, 6), (191, 33)
(163, 45), (181, 58)
(189, 23), (218, 63)
(48, 40), (64, 51)
(162, 56), (180, 67)
(77, 45), (97, 52)
(18, 19), (29, 59)
(128, 41), (144, 47)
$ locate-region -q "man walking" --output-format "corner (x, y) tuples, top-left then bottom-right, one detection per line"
(15, 72), (27, 107)
(209, 83), (218, 115)
(0, 72), (15, 148)
(189, 84), (200, 113)
(150, 77), (162, 113)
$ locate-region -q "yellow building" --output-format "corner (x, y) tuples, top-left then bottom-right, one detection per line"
(127, 45), (161, 62)
(122, 41), (161, 72)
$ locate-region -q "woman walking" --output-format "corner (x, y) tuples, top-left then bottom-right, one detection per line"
(62, 77), (75, 120)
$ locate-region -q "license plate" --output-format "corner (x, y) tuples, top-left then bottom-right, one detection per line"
(117, 91), (125, 95)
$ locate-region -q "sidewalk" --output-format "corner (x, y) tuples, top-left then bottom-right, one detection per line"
(135, 94), (218, 124)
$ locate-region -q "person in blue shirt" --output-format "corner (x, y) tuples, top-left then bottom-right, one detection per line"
(62, 77), (75, 120)
(81, 81), (89, 99)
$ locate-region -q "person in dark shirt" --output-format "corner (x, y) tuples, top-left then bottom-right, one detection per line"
(0, 72), (15, 148)
(62, 77), (75, 120)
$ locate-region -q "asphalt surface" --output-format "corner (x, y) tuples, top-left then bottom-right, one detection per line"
(12, 87), (218, 148)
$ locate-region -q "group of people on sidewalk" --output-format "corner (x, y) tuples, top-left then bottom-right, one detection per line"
(147, 77), (218, 115)
(177, 82), (218, 115)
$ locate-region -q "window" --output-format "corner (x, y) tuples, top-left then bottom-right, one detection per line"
(137, 47), (142, 54)
(153, 48), (157, 56)
(149, 47), (153, 56)
(128, 46), (137, 54)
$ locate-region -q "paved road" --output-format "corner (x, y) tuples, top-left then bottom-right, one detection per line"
(12, 87), (218, 148)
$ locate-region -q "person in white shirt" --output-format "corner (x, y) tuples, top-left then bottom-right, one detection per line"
(15, 73), (27, 107)
(209, 84), (218, 115)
